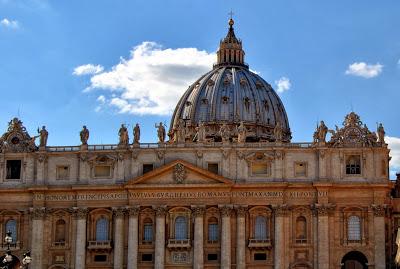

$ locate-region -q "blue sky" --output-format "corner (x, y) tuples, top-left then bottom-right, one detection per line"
(1, 1), (399, 175)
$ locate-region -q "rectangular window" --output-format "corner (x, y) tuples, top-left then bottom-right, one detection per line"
(295, 162), (307, 177)
(207, 253), (218, 261)
(208, 223), (219, 242)
(56, 166), (70, 180)
(251, 163), (269, 176)
(346, 155), (361, 175)
(254, 253), (267, 260)
(141, 253), (153, 262)
(6, 160), (21, 179)
(143, 224), (153, 242)
(94, 165), (111, 178)
(207, 163), (219, 174)
(143, 164), (154, 174)
(94, 255), (107, 262)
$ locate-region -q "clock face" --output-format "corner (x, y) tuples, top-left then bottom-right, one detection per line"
(344, 127), (361, 143)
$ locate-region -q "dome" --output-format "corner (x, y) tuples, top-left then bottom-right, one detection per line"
(169, 19), (291, 143)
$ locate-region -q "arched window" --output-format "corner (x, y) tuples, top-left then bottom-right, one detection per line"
(96, 218), (109, 241)
(55, 219), (66, 242)
(348, 215), (361, 241)
(5, 219), (17, 242)
(296, 216), (307, 241)
(255, 216), (267, 240)
(208, 217), (219, 242)
(175, 216), (187, 240)
(143, 218), (153, 243)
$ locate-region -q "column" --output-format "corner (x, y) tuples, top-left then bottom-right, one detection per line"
(220, 205), (233, 269)
(273, 205), (287, 269)
(127, 206), (140, 269)
(30, 207), (45, 269)
(74, 207), (88, 269)
(236, 206), (247, 269)
(113, 207), (126, 269)
(314, 203), (335, 269)
(372, 205), (386, 269)
(154, 206), (167, 269)
(192, 206), (205, 269)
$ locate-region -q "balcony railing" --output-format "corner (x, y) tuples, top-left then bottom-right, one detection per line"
(0, 242), (20, 250)
(167, 239), (191, 250)
(45, 142), (313, 152)
(87, 240), (112, 250)
(295, 238), (308, 244)
(51, 241), (67, 248)
(248, 238), (272, 249)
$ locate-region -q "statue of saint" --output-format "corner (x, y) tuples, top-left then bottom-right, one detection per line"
(155, 122), (166, 143)
(80, 126), (89, 145)
(194, 122), (207, 143)
(274, 121), (283, 142)
(236, 121), (247, 143)
(118, 124), (129, 146)
(219, 123), (230, 143)
(133, 123), (140, 144)
(177, 119), (186, 143)
(377, 123), (385, 144)
(315, 120), (328, 143)
(37, 126), (48, 147)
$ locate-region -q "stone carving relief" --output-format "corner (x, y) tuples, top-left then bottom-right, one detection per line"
(173, 163), (187, 184)
(328, 112), (380, 147)
(0, 118), (37, 153)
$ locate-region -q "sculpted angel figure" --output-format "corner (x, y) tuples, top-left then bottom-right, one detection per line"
(194, 122), (207, 143)
(133, 123), (140, 144)
(118, 124), (129, 145)
(219, 123), (230, 143)
(37, 126), (48, 147)
(155, 122), (166, 143)
(274, 121), (283, 142)
(236, 121), (247, 143)
(80, 126), (89, 145)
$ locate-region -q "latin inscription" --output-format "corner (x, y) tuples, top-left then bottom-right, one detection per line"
(33, 190), (326, 201)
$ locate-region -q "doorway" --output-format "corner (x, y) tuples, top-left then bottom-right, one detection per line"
(341, 251), (368, 269)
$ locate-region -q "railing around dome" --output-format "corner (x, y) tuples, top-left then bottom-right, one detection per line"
(45, 142), (313, 152)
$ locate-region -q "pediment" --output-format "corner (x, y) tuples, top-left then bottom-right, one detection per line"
(126, 159), (233, 186)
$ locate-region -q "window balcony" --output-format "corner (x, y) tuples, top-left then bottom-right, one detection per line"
(295, 238), (308, 244)
(0, 242), (21, 250)
(248, 238), (272, 249)
(87, 240), (112, 250)
(51, 241), (68, 249)
(207, 239), (219, 245)
(167, 239), (191, 250)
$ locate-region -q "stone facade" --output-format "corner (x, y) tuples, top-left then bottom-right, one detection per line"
(0, 19), (397, 269)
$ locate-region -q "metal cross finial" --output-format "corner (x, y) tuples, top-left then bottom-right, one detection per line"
(228, 10), (234, 19)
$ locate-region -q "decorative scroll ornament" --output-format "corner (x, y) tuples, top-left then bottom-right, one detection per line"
(0, 118), (37, 153)
(191, 206), (206, 217)
(272, 204), (288, 217)
(72, 207), (89, 219)
(371, 204), (386, 217)
(219, 205), (233, 217)
(113, 207), (126, 218)
(173, 163), (187, 184)
(153, 206), (167, 216)
(127, 206), (140, 216)
(235, 206), (248, 217)
(312, 203), (336, 216)
(30, 207), (46, 219)
(328, 112), (379, 148)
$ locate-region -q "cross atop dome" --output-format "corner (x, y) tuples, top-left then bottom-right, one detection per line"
(215, 15), (246, 68)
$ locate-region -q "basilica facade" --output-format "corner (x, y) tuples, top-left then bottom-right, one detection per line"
(0, 19), (398, 269)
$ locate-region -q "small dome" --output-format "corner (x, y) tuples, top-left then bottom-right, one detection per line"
(169, 20), (291, 143)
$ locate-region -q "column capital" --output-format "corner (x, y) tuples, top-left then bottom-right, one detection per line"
(153, 205), (167, 216)
(272, 204), (288, 217)
(113, 207), (126, 218)
(30, 207), (46, 220)
(191, 205), (206, 217)
(371, 204), (386, 217)
(72, 207), (89, 219)
(234, 205), (248, 217)
(219, 204), (233, 217)
(312, 203), (336, 216)
(126, 205), (140, 217)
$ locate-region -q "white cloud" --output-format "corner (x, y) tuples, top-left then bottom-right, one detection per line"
(73, 64), (104, 76)
(387, 136), (400, 172)
(345, 62), (383, 78)
(78, 41), (215, 115)
(275, 77), (291, 93)
(0, 18), (19, 29)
